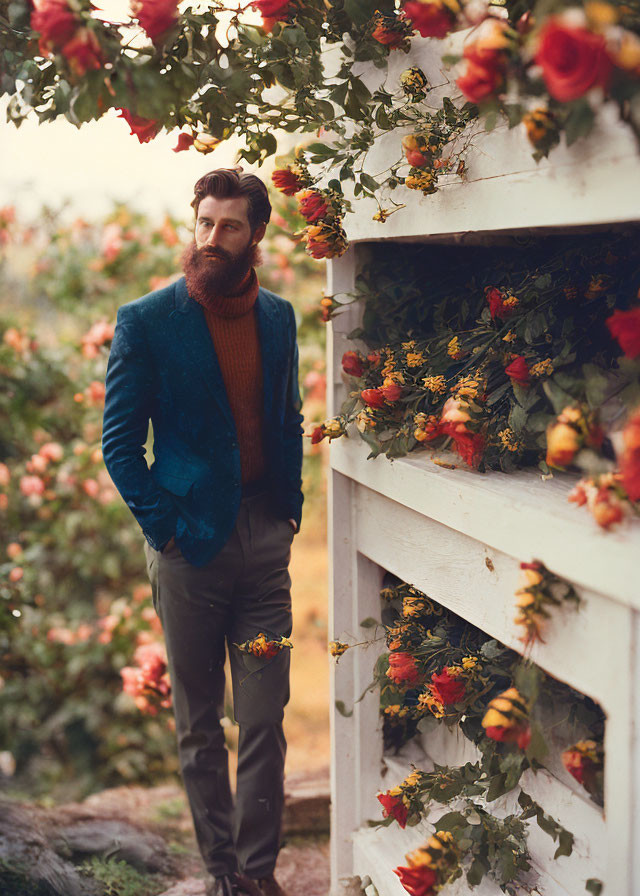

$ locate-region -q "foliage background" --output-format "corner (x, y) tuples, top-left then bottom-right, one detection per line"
(0, 189), (329, 800)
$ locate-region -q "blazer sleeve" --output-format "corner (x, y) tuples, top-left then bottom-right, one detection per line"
(101, 304), (178, 551)
(281, 303), (305, 530)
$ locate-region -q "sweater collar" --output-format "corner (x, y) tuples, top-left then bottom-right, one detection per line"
(192, 269), (259, 319)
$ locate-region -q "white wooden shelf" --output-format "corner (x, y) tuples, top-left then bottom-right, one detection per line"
(342, 30), (640, 243)
(331, 437), (640, 611)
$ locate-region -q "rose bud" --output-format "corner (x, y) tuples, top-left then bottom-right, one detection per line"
(342, 351), (364, 377)
(361, 388), (386, 409)
(380, 381), (403, 402)
(546, 421), (580, 468)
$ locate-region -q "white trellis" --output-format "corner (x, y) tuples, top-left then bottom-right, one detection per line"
(326, 28), (640, 896)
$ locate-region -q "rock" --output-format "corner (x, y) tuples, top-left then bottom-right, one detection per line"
(283, 766), (330, 835)
(157, 878), (206, 896)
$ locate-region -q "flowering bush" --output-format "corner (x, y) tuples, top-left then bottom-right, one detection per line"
(0, 199), (325, 796)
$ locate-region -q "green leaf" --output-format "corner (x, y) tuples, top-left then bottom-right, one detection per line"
(586, 879), (603, 896)
(554, 829), (574, 859)
(360, 616), (379, 628)
(564, 99), (595, 147)
(335, 700), (353, 717)
(486, 773), (508, 802)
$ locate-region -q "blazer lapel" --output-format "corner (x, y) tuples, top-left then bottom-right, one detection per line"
(169, 277), (235, 429)
(256, 288), (280, 427)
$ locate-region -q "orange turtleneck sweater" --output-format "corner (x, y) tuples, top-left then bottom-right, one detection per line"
(196, 270), (266, 485)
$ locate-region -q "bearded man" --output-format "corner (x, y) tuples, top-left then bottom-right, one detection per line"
(102, 169), (304, 896)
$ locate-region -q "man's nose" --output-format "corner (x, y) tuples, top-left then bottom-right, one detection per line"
(205, 224), (221, 246)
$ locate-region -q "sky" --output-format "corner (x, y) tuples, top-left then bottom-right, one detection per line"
(1, 0), (280, 224)
(1, 101), (257, 223)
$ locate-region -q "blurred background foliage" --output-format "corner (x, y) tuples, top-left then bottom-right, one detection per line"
(0, 189), (327, 800)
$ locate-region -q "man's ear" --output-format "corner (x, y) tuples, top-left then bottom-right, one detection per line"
(252, 223), (267, 245)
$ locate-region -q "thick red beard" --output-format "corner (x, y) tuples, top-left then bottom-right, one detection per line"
(181, 240), (262, 300)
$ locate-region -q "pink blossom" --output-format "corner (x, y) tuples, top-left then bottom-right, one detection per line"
(20, 475), (45, 497)
(39, 442), (63, 462)
(0, 463), (10, 487)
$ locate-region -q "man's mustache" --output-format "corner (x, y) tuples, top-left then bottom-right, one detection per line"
(200, 247), (232, 262)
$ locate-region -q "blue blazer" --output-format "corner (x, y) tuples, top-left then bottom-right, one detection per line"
(102, 276), (304, 568)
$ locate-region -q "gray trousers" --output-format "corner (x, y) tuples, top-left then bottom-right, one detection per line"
(144, 489), (295, 878)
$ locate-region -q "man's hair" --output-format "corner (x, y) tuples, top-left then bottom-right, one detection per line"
(191, 168), (272, 232)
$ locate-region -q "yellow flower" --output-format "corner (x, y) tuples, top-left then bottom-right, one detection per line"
(356, 410), (376, 432)
(400, 66), (429, 96)
(373, 209), (390, 223)
(422, 375), (446, 393)
(502, 330), (516, 343)
(585, 1), (618, 26)
(482, 687), (528, 730)
(405, 171), (437, 194)
(193, 133), (221, 154)
(418, 688), (445, 719)
(503, 294), (519, 309)
(402, 340), (416, 350)
(530, 358), (554, 377)
(406, 352), (425, 367)
(498, 428), (520, 452)
(523, 108), (555, 147)
(452, 375), (481, 400)
(461, 656), (478, 670)
(383, 372), (405, 385)
(329, 640), (350, 657)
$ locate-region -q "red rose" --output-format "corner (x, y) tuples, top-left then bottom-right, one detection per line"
(297, 189), (329, 223)
(485, 285), (517, 320)
(621, 409), (640, 502)
(31, 0), (77, 54)
(271, 167), (303, 196)
(394, 864), (438, 896)
(535, 19), (612, 102)
(342, 351), (364, 377)
(378, 791), (408, 827)
(485, 724), (531, 750)
(606, 308), (640, 358)
(457, 49), (504, 103)
(62, 27), (104, 77)
(380, 382), (403, 402)
(505, 355), (530, 385)
(440, 421), (485, 467)
(252, 0), (289, 19)
(173, 132), (195, 152)
(310, 425), (325, 445)
(117, 109), (162, 143)
(406, 148), (428, 167)
(361, 388), (386, 409)
(372, 22), (407, 49)
(402, 0), (455, 39)
(387, 651), (421, 685)
(134, 0), (178, 40)
(430, 668), (466, 706)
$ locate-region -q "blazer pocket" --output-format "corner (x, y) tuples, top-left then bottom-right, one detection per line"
(151, 464), (197, 497)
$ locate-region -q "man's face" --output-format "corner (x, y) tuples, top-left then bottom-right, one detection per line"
(188, 194), (266, 293)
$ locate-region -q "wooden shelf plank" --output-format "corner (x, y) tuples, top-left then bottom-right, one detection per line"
(331, 438), (640, 609)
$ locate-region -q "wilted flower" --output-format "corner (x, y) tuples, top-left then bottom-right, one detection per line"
(297, 190), (330, 224)
(361, 388), (386, 409)
(486, 286), (518, 320)
(329, 640), (350, 657)
(371, 10), (413, 48)
(272, 165), (305, 196)
(401, 67), (429, 97)
(562, 739), (603, 798)
(303, 220), (348, 260)
(117, 109), (162, 144)
(530, 358), (554, 377)
(235, 632), (293, 659)
(482, 687), (530, 749)
(342, 351), (364, 378)
(404, 170), (437, 194)
(387, 651), (421, 685)
(523, 107), (558, 149)
(193, 133), (221, 154)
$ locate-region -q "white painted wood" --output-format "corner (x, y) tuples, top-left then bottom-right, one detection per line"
(332, 438), (640, 611)
(340, 29), (640, 243)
